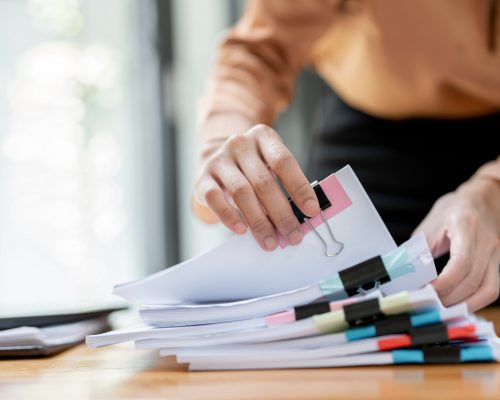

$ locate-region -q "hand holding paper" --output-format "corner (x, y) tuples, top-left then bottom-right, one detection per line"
(114, 166), (401, 304)
(194, 124), (321, 250)
(414, 178), (500, 311)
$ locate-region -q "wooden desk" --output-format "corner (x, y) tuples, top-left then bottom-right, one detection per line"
(1, 308), (500, 400)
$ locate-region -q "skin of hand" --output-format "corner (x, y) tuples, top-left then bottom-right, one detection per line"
(192, 124), (320, 251)
(413, 178), (500, 312)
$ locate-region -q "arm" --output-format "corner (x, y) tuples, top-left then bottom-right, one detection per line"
(414, 157), (500, 311)
(193, 0), (337, 250)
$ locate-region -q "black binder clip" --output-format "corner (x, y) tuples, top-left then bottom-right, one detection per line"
(288, 181), (344, 257)
(339, 255), (391, 296)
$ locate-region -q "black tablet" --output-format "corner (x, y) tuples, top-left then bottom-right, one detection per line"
(0, 304), (127, 330)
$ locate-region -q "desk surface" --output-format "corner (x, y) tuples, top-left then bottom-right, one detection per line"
(1, 308), (500, 400)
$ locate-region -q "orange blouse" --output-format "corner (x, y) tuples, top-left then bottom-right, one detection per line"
(199, 0), (500, 181)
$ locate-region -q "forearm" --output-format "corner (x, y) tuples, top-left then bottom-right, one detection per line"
(198, 0), (336, 158)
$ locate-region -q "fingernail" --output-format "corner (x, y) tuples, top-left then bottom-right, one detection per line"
(264, 236), (278, 251)
(288, 229), (303, 245)
(234, 222), (247, 234)
(304, 198), (319, 217)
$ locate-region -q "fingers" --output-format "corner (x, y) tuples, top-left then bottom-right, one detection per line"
(195, 124), (316, 250)
(236, 152), (303, 245)
(412, 195), (452, 258)
(191, 195), (219, 224)
(195, 178), (248, 235)
(255, 126), (320, 218)
(432, 214), (477, 300)
(463, 252), (500, 312)
(440, 239), (494, 307)
(215, 164), (279, 251)
(432, 211), (500, 310)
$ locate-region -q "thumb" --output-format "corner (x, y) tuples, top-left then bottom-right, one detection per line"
(191, 195), (219, 224)
(412, 215), (450, 259)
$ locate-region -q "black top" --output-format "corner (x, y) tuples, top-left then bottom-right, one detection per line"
(309, 91), (500, 247)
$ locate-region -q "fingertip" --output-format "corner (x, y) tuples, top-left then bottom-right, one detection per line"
(303, 198), (320, 217)
(233, 222), (248, 235)
(431, 278), (449, 298)
(431, 280), (440, 295)
(288, 229), (303, 246)
(192, 197), (219, 224)
(263, 236), (278, 251)
(440, 295), (454, 308)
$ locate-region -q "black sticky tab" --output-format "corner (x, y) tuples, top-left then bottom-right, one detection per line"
(294, 301), (331, 320)
(375, 314), (412, 336)
(410, 324), (449, 346)
(339, 256), (390, 296)
(343, 298), (383, 326)
(422, 346), (461, 364)
(288, 181), (331, 223)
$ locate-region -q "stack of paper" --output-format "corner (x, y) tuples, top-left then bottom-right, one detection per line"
(86, 166), (500, 369)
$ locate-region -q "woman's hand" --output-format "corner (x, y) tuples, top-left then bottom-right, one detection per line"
(413, 178), (500, 311)
(193, 124), (320, 251)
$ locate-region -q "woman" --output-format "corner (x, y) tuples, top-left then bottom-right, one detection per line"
(192, 0), (500, 311)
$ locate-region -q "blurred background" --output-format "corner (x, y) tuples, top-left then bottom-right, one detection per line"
(0, 0), (329, 308)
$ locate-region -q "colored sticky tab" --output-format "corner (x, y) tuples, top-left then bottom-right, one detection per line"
(378, 335), (412, 351)
(319, 276), (345, 298)
(345, 325), (377, 341)
(329, 297), (359, 311)
(393, 349), (425, 364)
(379, 291), (410, 315)
(278, 174), (352, 248)
(410, 309), (441, 327)
(265, 310), (296, 326)
(447, 325), (477, 340)
(313, 309), (348, 334)
(460, 346), (494, 362)
(382, 247), (415, 280)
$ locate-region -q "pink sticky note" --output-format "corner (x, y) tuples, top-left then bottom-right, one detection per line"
(278, 174), (352, 248)
(329, 297), (357, 311)
(265, 310), (296, 327)
(265, 297), (359, 327)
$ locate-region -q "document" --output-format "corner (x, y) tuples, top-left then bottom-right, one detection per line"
(86, 165), (499, 371)
(114, 165), (400, 304)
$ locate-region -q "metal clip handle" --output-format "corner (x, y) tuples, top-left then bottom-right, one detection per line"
(304, 210), (344, 257)
(288, 180), (344, 257)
